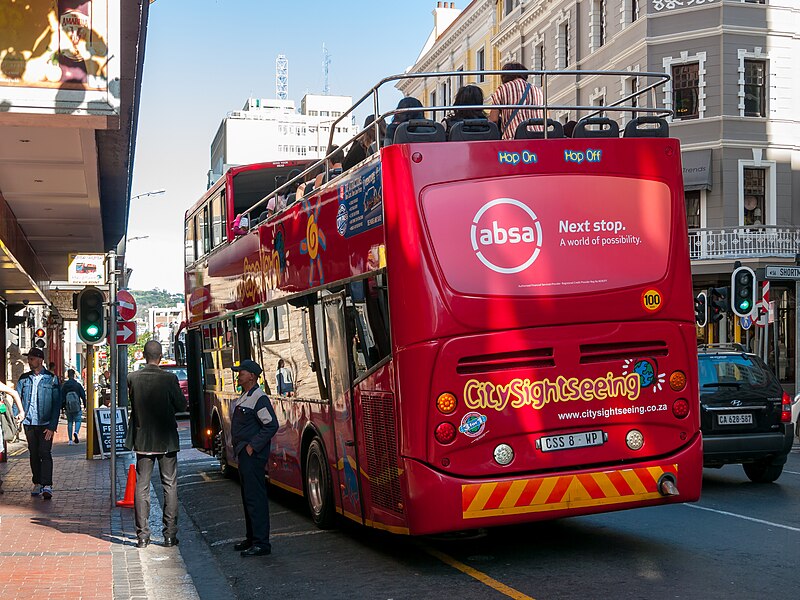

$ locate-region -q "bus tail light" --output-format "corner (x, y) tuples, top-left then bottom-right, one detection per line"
(625, 429), (644, 450)
(434, 422), (457, 445)
(669, 370), (686, 391)
(672, 398), (690, 419)
(205, 429), (213, 437)
(493, 444), (514, 465)
(436, 392), (457, 415)
(781, 392), (792, 422)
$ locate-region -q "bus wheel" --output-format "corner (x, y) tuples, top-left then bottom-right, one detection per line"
(305, 439), (335, 529)
(214, 430), (236, 479)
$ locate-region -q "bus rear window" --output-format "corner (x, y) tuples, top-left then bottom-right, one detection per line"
(421, 175), (672, 297)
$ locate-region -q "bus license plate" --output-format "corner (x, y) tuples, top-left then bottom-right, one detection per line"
(539, 430), (605, 453)
(717, 413), (753, 425)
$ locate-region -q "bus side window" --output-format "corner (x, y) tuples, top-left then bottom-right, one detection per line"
(346, 274), (391, 381)
(185, 218), (195, 265)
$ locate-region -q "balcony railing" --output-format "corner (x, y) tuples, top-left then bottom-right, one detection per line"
(688, 226), (800, 260)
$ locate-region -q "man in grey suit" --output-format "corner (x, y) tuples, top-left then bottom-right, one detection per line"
(126, 341), (186, 548)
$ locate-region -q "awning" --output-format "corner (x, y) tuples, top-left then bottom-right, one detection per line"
(682, 150), (712, 191)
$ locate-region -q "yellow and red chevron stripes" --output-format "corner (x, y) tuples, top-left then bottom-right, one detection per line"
(461, 464), (678, 519)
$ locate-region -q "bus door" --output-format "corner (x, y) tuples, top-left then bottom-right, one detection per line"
(321, 292), (364, 522)
(185, 328), (206, 449)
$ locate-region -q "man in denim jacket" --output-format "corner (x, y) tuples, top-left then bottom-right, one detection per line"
(17, 348), (61, 499)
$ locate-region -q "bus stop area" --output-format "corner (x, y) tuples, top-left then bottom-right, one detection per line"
(0, 420), (219, 600)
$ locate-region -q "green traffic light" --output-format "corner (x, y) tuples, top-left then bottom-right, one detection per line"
(738, 300), (751, 312)
(254, 312), (261, 325)
(86, 324), (100, 337)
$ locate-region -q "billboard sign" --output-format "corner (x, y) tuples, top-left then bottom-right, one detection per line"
(68, 253), (105, 285)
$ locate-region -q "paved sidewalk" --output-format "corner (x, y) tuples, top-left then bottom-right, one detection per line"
(0, 419), (202, 599)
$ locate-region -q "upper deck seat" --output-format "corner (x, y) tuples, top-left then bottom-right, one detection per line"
(448, 119), (501, 141)
(391, 119), (446, 145)
(573, 117), (620, 138)
(623, 115), (670, 138)
(514, 118), (564, 139)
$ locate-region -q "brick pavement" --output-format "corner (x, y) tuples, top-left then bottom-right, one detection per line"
(0, 418), (201, 599)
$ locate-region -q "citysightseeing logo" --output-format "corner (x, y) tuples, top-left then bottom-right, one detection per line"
(470, 198), (543, 274)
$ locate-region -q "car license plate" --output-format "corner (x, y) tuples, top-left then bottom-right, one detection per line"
(538, 430), (605, 452)
(717, 413), (753, 425)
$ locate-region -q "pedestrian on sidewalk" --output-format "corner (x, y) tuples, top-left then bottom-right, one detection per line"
(61, 369), (86, 444)
(231, 359), (278, 557)
(1, 380), (25, 494)
(125, 340), (186, 549)
(16, 347), (61, 500)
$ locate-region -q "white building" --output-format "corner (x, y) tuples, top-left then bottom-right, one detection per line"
(208, 94), (358, 185)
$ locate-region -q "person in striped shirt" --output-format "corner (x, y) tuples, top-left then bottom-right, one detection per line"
(488, 62), (544, 140)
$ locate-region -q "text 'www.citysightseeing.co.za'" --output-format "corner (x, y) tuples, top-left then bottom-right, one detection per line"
(557, 404), (669, 421)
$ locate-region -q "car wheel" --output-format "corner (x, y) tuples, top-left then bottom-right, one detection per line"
(305, 438), (336, 529)
(214, 430), (237, 479)
(743, 460), (784, 483)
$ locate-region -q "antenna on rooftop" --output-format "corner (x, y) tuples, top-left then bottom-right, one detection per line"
(322, 44), (331, 95)
(276, 54), (288, 100)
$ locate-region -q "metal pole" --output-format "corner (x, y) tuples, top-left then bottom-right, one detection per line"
(85, 344), (95, 460)
(108, 251), (118, 506)
(773, 305), (779, 379)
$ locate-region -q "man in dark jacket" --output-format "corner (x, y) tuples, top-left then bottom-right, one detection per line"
(126, 341), (186, 548)
(61, 369), (86, 444)
(17, 347), (61, 499)
(230, 359), (278, 557)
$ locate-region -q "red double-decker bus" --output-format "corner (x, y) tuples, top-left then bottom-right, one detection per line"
(184, 70), (702, 535)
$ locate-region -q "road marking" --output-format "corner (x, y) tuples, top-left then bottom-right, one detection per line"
(783, 470), (800, 475)
(178, 480), (228, 487)
(208, 529), (326, 547)
(686, 504), (800, 532)
(422, 545), (535, 600)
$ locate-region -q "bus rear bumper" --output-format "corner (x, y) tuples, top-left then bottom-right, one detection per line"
(402, 434), (703, 536)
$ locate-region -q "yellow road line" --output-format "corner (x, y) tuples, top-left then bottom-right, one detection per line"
(422, 545), (535, 600)
(10, 447), (27, 457)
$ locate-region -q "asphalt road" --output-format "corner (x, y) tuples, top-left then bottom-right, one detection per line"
(173, 422), (800, 600)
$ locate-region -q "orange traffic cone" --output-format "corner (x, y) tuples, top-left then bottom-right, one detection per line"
(117, 464), (136, 507)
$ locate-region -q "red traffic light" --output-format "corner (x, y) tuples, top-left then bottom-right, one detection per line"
(35, 328), (45, 338)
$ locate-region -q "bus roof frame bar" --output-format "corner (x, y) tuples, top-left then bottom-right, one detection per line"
(245, 69), (671, 222)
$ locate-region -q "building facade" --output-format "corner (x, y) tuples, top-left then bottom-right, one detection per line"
(208, 94), (359, 185)
(402, 0), (800, 391)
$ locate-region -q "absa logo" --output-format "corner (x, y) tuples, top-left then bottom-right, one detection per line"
(470, 198), (542, 274)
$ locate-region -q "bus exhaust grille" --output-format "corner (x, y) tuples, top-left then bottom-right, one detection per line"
(361, 392), (403, 514)
(456, 348), (555, 375)
(579, 341), (668, 364)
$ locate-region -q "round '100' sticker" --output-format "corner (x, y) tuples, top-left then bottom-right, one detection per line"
(641, 288), (663, 313)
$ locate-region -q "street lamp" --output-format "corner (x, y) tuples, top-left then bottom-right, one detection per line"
(130, 189), (165, 201)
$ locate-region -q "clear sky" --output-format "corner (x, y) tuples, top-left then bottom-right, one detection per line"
(127, 0), (440, 293)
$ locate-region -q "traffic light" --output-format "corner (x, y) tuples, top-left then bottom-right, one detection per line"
(731, 266), (757, 318)
(708, 286), (729, 323)
(694, 291), (708, 327)
(77, 287), (107, 344)
(34, 327), (46, 349)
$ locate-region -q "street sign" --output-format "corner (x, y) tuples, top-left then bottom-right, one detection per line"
(134, 350), (143, 360)
(117, 290), (137, 321)
(765, 265), (800, 280)
(740, 315), (753, 330)
(116, 320), (137, 345)
(68, 253), (105, 285)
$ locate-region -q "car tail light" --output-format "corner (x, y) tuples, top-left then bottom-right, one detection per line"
(781, 392), (791, 422)
(669, 370), (686, 391)
(672, 398), (690, 419)
(434, 422), (457, 445)
(436, 392), (457, 415)
(205, 429), (213, 437)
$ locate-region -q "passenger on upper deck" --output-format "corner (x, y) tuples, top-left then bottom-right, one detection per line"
(488, 62), (544, 140)
(313, 145), (344, 188)
(342, 115), (386, 171)
(383, 97), (424, 146)
(442, 85), (486, 134)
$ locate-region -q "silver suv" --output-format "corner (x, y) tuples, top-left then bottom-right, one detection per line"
(698, 344), (794, 483)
